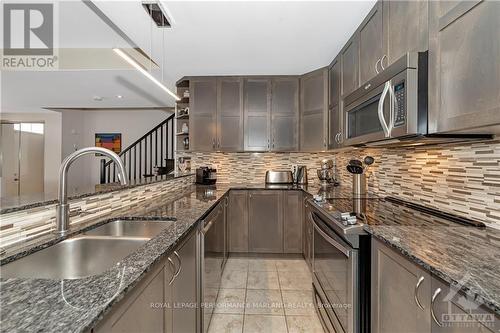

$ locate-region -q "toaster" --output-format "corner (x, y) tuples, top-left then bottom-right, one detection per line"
(265, 170), (293, 184)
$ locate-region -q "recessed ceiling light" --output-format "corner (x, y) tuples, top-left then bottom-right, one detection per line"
(93, 96), (103, 101)
(116, 95), (123, 99)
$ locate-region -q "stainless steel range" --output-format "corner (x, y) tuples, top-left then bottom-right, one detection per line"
(308, 196), (486, 333)
(308, 197), (375, 333)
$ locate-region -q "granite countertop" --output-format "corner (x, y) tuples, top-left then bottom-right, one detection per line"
(0, 184), (227, 333)
(1, 182), (499, 332)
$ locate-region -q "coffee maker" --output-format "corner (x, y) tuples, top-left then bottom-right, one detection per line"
(196, 167), (217, 185)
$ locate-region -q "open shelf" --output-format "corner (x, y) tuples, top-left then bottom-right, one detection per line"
(175, 78), (190, 154)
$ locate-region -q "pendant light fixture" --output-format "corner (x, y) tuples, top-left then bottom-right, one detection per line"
(113, 2), (179, 101)
(113, 48), (180, 101)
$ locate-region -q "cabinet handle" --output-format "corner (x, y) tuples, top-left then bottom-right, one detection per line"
(364, 83), (372, 90)
(267, 139), (270, 149)
(431, 288), (443, 327)
(173, 251), (182, 279)
(380, 55), (387, 70)
(167, 257), (176, 285)
(375, 58), (381, 74)
(337, 132), (343, 144)
(212, 138), (215, 149)
(414, 276), (425, 310)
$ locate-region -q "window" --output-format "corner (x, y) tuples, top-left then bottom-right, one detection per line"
(13, 123), (44, 135)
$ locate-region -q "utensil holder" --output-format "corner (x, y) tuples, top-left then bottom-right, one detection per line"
(353, 174), (366, 198)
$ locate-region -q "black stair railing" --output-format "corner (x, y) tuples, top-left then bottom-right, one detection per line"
(99, 114), (175, 184)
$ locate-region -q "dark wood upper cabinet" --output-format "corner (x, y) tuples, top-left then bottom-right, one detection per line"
(383, 0), (428, 67)
(428, 0), (500, 134)
(244, 78), (271, 151)
(300, 68), (328, 151)
(328, 56), (342, 149)
(217, 78), (243, 151)
(189, 78), (217, 151)
(271, 78), (299, 151)
(328, 56), (341, 108)
(358, 1), (384, 85)
(340, 33), (359, 98)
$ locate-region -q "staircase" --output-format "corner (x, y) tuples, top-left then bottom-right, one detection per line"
(99, 114), (175, 184)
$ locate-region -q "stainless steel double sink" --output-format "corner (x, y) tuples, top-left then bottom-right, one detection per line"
(0, 219), (175, 280)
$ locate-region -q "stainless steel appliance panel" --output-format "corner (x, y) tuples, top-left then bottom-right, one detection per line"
(201, 203), (226, 333)
(343, 52), (425, 146)
(311, 210), (358, 333)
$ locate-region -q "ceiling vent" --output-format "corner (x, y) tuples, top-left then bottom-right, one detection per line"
(142, 1), (172, 28)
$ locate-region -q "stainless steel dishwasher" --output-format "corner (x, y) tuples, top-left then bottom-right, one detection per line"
(200, 197), (227, 333)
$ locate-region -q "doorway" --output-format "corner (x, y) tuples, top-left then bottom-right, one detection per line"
(0, 122), (45, 198)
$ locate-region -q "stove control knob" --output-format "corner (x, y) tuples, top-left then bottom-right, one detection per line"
(345, 217), (358, 225)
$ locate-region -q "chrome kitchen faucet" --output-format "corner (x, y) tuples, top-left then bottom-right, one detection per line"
(55, 147), (128, 236)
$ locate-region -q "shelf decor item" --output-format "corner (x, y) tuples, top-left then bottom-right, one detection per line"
(95, 133), (122, 154)
(177, 157), (191, 172)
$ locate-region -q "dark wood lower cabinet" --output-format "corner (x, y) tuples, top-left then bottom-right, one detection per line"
(371, 238), (431, 333)
(431, 277), (498, 333)
(94, 230), (198, 333)
(248, 190), (283, 253)
(171, 232), (198, 333)
(94, 265), (165, 333)
(283, 191), (303, 253)
(303, 199), (313, 271)
(372, 238), (499, 333)
(228, 190), (248, 252)
(227, 190), (303, 254)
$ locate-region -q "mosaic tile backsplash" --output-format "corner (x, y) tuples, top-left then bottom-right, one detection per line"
(0, 175), (195, 250)
(178, 151), (338, 184)
(1, 140), (499, 251)
(178, 140), (500, 229)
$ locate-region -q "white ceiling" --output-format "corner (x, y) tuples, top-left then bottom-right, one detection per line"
(2, 0), (375, 112)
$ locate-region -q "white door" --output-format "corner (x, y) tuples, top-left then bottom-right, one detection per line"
(0, 122), (44, 198)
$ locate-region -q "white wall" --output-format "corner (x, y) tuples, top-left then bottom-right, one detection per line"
(61, 109), (172, 194)
(0, 111), (62, 195)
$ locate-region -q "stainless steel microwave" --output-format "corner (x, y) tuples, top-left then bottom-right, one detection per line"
(343, 52), (428, 146)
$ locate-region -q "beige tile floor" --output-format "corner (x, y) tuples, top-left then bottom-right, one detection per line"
(207, 257), (324, 333)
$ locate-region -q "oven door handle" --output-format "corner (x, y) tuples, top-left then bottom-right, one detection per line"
(378, 81), (391, 137)
(311, 212), (350, 258)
